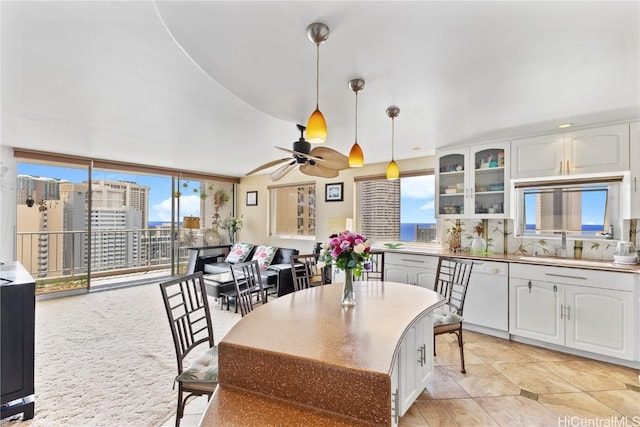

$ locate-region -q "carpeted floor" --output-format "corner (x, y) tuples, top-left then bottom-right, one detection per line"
(1, 282), (241, 427)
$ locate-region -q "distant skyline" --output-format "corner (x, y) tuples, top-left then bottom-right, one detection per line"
(18, 163), (436, 225)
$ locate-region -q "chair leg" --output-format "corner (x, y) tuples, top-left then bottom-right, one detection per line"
(457, 326), (466, 374)
(175, 386), (183, 427)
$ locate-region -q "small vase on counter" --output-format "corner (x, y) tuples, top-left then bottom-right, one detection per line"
(471, 236), (487, 253)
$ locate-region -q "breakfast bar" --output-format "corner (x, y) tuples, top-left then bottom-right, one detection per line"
(200, 281), (445, 426)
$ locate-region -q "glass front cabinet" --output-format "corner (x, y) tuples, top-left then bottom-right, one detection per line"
(436, 142), (510, 218)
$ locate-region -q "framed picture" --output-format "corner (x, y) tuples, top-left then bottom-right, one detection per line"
(246, 191), (258, 206)
(325, 182), (343, 202)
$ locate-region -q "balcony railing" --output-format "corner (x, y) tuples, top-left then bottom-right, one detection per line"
(16, 228), (199, 294)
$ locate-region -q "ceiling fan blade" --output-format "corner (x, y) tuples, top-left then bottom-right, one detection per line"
(309, 147), (350, 170)
(300, 163), (339, 179)
(246, 158), (291, 176)
(269, 161), (297, 181)
(275, 146), (322, 162)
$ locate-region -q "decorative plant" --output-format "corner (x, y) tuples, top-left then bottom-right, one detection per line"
(446, 219), (463, 251)
(221, 215), (243, 242)
(474, 222), (484, 236)
(214, 189), (230, 209)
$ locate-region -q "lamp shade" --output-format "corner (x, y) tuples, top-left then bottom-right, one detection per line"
(386, 160), (400, 180)
(306, 109), (327, 143)
(327, 217), (354, 233)
(183, 216), (200, 229)
(348, 142), (364, 167)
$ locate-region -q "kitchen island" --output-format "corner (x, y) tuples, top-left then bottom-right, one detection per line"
(200, 281), (445, 426)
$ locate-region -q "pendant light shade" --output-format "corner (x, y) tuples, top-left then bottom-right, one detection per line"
(306, 23), (329, 144)
(386, 106), (400, 180)
(348, 78), (365, 167)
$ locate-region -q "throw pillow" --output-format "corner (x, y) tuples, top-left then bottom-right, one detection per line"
(251, 245), (278, 271)
(224, 243), (254, 264)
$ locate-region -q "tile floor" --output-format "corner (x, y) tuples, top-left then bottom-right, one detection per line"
(161, 330), (640, 427)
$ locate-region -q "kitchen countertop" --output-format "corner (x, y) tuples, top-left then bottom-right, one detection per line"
(378, 246), (640, 274)
(200, 281), (445, 426)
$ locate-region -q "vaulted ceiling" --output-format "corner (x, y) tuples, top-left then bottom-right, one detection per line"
(2, 1), (638, 178)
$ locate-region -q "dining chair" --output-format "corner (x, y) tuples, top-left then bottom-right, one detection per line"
(360, 250), (384, 281)
(290, 253), (325, 291)
(432, 256), (474, 373)
(229, 260), (265, 317)
(159, 272), (218, 427)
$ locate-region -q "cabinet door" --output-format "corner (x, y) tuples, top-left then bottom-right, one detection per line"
(511, 134), (564, 179)
(564, 285), (635, 360)
(414, 269), (436, 289)
(384, 265), (411, 284)
(509, 278), (564, 345)
(436, 149), (468, 217)
(398, 323), (419, 415)
(390, 355), (400, 427)
(630, 122), (639, 218)
(565, 124), (630, 174)
(470, 143), (510, 217)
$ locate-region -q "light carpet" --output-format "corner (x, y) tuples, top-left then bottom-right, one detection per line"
(1, 282), (241, 427)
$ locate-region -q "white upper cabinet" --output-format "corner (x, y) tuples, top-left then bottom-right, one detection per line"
(436, 142), (510, 218)
(511, 123), (630, 179)
(630, 122), (639, 217)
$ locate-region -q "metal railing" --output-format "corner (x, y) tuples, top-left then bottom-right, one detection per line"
(16, 228), (199, 293)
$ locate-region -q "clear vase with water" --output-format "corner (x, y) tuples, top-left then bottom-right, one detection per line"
(342, 268), (355, 306)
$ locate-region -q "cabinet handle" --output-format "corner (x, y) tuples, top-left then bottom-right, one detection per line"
(566, 305), (571, 320)
(528, 280), (532, 293)
(560, 161), (563, 174)
(560, 304), (564, 319)
(401, 258), (425, 264)
(417, 346), (424, 367)
(545, 273), (587, 280)
(422, 344), (427, 364)
(553, 285), (557, 293)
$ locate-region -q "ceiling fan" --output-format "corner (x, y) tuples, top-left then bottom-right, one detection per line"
(246, 124), (349, 181)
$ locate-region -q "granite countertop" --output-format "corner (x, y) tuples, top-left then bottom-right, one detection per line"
(378, 246), (640, 274)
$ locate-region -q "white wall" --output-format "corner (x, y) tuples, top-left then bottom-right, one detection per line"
(0, 145), (17, 262)
(237, 155), (436, 253)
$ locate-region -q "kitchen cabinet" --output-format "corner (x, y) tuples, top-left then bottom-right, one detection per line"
(511, 123), (630, 179)
(509, 263), (636, 361)
(630, 122), (639, 217)
(463, 260), (509, 335)
(397, 314), (433, 416)
(384, 252), (438, 288)
(436, 142), (510, 219)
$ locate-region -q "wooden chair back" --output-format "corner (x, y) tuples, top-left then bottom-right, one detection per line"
(230, 260), (264, 317)
(433, 256), (474, 315)
(290, 253), (325, 291)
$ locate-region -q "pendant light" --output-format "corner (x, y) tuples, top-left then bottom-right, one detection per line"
(306, 23), (329, 144)
(386, 106), (400, 180)
(348, 78), (365, 167)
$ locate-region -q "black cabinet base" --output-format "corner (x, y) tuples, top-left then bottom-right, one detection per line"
(1, 396), (34, 421)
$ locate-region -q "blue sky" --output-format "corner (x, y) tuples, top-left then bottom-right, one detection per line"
(19, 163), (435, 224)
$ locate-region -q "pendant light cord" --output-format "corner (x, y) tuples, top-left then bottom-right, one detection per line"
(315, 44), (320, 109)
(391, 117), (395, 160)
(354, 91), (359, 143)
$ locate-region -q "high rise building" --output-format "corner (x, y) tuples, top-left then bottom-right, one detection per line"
(17, 174), (66, 204)
(358, 180), (401, 240)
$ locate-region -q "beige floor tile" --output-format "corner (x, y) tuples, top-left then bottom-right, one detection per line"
(540, 359), (639, 391)
(415, 398), (499, 427)
(398, 404), (431, 426)
(508, 341), (579, 362)
(538, 392), (622, 419)
(434, 341), (484, 368)
(420, 367), (471, 400)
(465, 340), (532, 364)
(445, 364), (521, 397)
(588, 389), (640, 418)
(492, 363), (581, 394)
(475, 395), (559, 427)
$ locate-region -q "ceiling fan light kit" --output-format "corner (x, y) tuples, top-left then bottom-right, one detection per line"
(306, 22), (329, 144)
(386, 106), (400, 180)
(348, 78), (365, 167)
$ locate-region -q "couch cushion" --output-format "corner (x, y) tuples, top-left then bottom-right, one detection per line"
(224, 243), (254, 264)
(176, 346), (219, 383)
(251, 245), (278, 270)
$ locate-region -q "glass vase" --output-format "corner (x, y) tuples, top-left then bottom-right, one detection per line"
(342, 268), (355, 306)
(471, 236), (487, 253)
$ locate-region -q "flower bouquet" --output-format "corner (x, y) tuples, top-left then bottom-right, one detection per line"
(318, 230), (371, 305)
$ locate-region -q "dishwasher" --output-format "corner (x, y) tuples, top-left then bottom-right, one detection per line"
(463, 260), (509, 336)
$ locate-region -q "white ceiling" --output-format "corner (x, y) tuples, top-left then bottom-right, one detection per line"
(2, 1), (639, 178)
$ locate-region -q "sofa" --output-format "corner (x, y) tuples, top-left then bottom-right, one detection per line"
(197, 244), (299, 298)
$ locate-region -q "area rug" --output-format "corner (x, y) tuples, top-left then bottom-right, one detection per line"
(3, 282), (241, 427)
